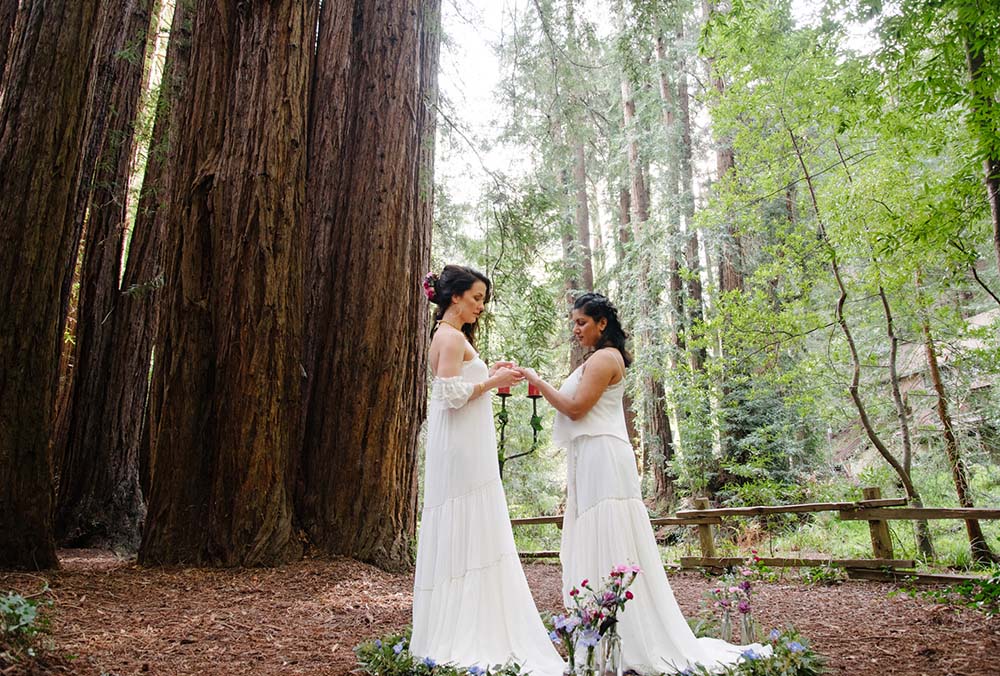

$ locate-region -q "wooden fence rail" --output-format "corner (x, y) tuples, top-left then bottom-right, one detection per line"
(511, 487), (1000, 580)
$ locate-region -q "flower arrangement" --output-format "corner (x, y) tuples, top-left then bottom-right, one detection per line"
(423, 272), (438, 301)
(708, 554), (762, 643)
(547, 564), (640, 675)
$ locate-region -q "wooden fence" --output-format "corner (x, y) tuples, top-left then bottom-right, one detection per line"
(510, 487), (1000, 583)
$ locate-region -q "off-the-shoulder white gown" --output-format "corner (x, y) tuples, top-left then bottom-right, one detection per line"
(411, 352), (564, 675)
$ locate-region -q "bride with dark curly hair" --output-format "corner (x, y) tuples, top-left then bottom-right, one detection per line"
(518, 292), (769, 674)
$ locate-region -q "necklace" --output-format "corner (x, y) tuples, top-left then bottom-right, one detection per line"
(438, 319), (464, 332)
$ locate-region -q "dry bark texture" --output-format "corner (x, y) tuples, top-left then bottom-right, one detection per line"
(0, 0), (106, 570)
(0, 0), (15, 81)
(299, 0), (439, 571)
(140, 0), (315, 567)
(54, 0), (156, 552)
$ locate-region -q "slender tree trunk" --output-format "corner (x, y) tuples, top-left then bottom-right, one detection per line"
(918, 285), (998, 564)
(573, 142), (595, 292)
(964, 37), (1000, 279)
(298, 0), (438, 571)
(0, 0), (106, 571)
(878, 285), (934, 559)
(783, 114), (925, 519)
(0, 0), (15, 84)
(140, 0), (315, 567)
(616, 186), (641, 446)
(54, 0), (156, 552)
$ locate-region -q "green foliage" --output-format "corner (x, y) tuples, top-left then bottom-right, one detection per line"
(667, 629), (824, 676)
(897, 571), (1000, 616)
(0, 590), (51, 660)
(798, 565), (846, 586)
(355, 630), (528, 676)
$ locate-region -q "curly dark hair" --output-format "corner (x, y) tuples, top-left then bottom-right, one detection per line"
(428, 264), (491, 346)
(573, 292), (632, 367)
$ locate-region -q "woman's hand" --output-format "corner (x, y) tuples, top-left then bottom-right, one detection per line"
(489, 360), (516, 377)
(517, 366), (541, 385)
(492, 366), (524, 389)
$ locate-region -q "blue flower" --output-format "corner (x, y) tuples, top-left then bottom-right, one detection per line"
(468, 666), (485, 676)
(577, 628), (601, 648)
(769, 629), (781, 642)
(786, 641), (805, 653)
(393, 642), (405, 655)
(423, 656), (437, 667)
(549, 630), (560, 643)
(374, 639), (382, 649)
(741, 648), (759, 661)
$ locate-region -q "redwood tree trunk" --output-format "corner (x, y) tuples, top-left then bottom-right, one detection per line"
(298, 0), (439, 571)
(0, 0), (106, 570)
(964, 37), (1000, 279)
(54, 0), (156, 552)
(140, 0), (314, 567)
(573, 142), (595, 292)
(0, 0), (15, 82)
(131, 0), (192, 498)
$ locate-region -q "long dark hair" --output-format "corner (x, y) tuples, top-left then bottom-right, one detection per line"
(427, 265), (491, 346)
(573, 292), (632, 367)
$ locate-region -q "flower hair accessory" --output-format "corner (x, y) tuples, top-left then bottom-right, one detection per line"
(422, 272), (438, 301)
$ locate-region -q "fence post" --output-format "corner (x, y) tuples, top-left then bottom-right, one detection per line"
(694, 497), (717, 559)
(863, 487), (894, 559)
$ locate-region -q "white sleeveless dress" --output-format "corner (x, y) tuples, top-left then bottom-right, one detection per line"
(412, 353), (565, 675)
(554, 362), (770, 674)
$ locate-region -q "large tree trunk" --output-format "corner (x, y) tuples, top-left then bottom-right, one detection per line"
(140, 0), (314, 567)
(920, 302), (998, 564)
(298, 0), (439, 571)
(132, 0), (192, 498)
(54, 0), (156, 552)
(0, 0), (15, 84)
(0, 0), (105, 571)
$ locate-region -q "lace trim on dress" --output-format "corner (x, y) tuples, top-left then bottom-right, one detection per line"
(431, 376), (475, 409)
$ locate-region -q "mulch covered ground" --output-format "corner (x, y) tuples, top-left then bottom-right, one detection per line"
(2, 550), (998, 675)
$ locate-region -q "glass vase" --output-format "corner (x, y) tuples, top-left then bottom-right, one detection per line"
(599, 627), (623, 676)
(740, 612), (756, 643)
(720, 611), (732, 642)
(574, 647), (597, 676)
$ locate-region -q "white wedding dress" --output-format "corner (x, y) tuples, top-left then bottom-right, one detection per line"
(411, 352), (565, 675)
(554, 363), (770, 674)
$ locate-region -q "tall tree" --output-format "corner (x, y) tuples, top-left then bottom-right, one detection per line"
(298, 0), (440, 571)
(0, 0), (15, 82)
(140, 0), (315, 566)
(54, 0), (157, 551)
(0, 0), (106, 570)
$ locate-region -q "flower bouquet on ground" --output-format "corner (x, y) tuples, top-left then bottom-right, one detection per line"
(354, 629), (527, 676)
(549, 564), (640, 676)
(671, 628), (824, 676)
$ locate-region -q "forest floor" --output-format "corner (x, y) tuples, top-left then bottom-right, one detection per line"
(1, 550), (998, 676)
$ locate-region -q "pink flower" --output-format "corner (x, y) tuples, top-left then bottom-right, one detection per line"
(581, 579), (589, 587)
(629, 565), (641, 574)
(569, 587), (579, 597)
(625, 590), (634, 600)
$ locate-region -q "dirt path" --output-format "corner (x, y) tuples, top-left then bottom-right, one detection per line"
(2, 551), (997, 675)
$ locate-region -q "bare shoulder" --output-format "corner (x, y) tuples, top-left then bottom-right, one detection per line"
(581, 348), (622, 385)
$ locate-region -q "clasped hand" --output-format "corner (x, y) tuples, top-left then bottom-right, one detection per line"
(488, 362), (541, 389)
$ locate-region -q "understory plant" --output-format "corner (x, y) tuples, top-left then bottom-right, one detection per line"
(0, 590), (52, 661)
(897, 571), (1000, 617)
(670, 628), (824, 676)
(355, 630), (526, 676)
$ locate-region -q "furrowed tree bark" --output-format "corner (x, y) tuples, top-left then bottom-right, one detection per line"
(298, 0), (439, 571)
(54, 0), (156, 552)
(573, 142), (595, 292)
(0, 0), (105, 570)
(140, 0), (314, 567)
(0, 0), (15, 84)
(132, 0), (192, 498)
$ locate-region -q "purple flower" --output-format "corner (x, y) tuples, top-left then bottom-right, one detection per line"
(549, 630), (560, 643)
(468, 666), (485, 676)
(741, 648), (760, 661)
(374, 639), (382, 649)
(769, 629), (781, 642)
(739, 580), (752, 592)
(786, 641), (805, 653)
(393, 642), (404, 655)
(423, 656), (437, 667)
(738, 600), (751, 614)
(577, 628), (601, 648)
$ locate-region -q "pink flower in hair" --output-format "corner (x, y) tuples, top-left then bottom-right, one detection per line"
(422, 272), (438, 300)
